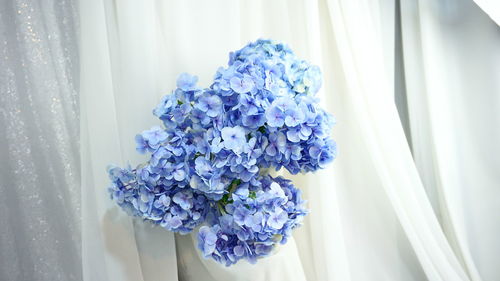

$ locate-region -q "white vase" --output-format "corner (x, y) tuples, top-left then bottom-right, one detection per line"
(175, 231), (307, 281)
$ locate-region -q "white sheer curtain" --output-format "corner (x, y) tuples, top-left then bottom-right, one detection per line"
(307, 0), (469, 280)
(80, 0), (497, 281)
(400, 0), (500, 280)
(0, 0), (81, 280)
(80, 1), (178, 280)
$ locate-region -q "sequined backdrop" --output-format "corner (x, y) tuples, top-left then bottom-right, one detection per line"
(0, 0), (81, 280)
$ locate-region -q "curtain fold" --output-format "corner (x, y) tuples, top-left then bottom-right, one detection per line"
(80, 0), (178, 281)
(312, 0), (469, 280)
(400, 0), (500, 280)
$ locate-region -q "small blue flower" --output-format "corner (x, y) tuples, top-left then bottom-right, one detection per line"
(176, 73), (198, 91)
(189, 174), (226, 200)
(286, 127), (301, 143)
(233, 205), (251, 226)
(273, 97), (296, 112)
(242, 113), (265, 128)
(302, 65), (322, 94)
(267, 207), (288, 229)
(172, 103), (192, 122)
(135, 134), (148, 154)
(230, 76), (255, 94)
(266, 132), (286, 156)
(265, 106), (285, 127)
(162, 214), (183, 230)
(244, 212), (264, 232)
(153, 95), (176, 119)
(140, 126), (168, 151)
(233, 185), (249, 199)
(233, 245), (245, 257)
(284, 108), (305, 127)
(173, 191), (193, 210)
(269, 182), (286, 201)
(194, 157), (211, 176)
(173, 167), (186, 181)
(156, 194), (171, 208)
(108, 165), (135, 183)
(150, 147), (171, 166)
(112, 190), (125, 204)
(198, 226), (217, 257)
(196, 94), (223, 117)
(221, 126), (246, 154)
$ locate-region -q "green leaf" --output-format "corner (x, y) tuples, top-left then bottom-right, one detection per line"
(249, 191), (257, 199)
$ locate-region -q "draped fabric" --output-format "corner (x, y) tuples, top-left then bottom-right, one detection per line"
(80, 1), (178, 280)
(400, 0), (500, 280)
(79, 0), (500, 280)
(309, 0), (469, 280)
(0, 0), (81, 280)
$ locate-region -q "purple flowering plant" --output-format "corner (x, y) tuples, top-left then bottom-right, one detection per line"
(107, 39), (337, 266)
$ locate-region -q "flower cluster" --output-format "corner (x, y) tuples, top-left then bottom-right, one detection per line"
(199, 175), (307, 265)
(106, 39), (336, 265)
(108, 164), (208, 234)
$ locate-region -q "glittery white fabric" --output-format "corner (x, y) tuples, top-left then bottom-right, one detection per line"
(0, 1), (81, 280)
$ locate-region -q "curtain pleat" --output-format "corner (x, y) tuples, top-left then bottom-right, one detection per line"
(400, 0), (500, 280)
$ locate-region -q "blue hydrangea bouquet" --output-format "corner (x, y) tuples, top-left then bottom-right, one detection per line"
(107, 39), (336, 266)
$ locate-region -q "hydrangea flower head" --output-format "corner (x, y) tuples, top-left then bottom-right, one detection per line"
(106, 39), (336, 266)
(198, 175), (308, 266)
